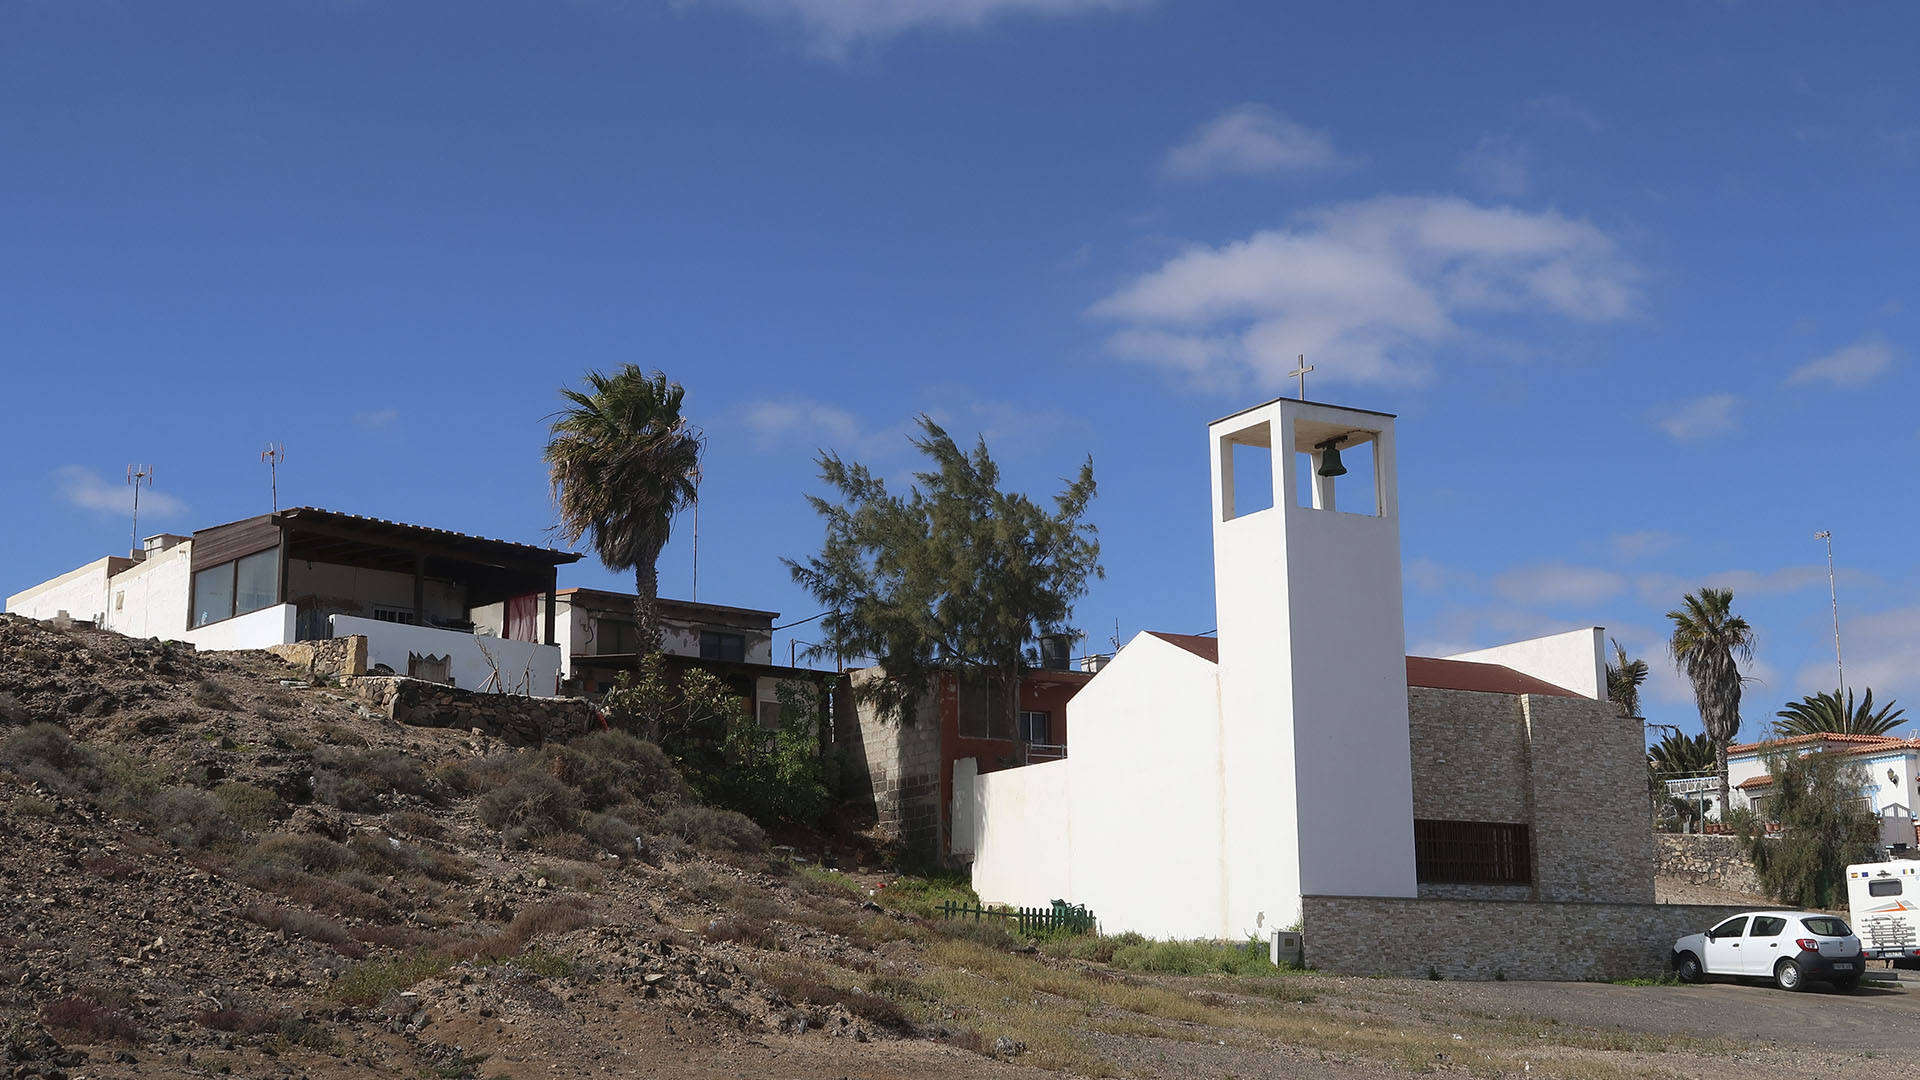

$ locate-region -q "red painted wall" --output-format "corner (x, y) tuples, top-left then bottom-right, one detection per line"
(935, 668), (1091, 858)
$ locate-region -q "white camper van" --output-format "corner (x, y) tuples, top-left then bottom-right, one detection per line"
(1845, 860), (1920, 965)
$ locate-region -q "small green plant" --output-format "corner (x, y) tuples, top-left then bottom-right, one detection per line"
(1427, 965), (1443, 981)
(331, 951), (451, 1005)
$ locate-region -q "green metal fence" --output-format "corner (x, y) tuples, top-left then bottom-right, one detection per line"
(940, 898), (1095, 936)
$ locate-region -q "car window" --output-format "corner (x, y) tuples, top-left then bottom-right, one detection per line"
(1710, 916), (1749, 937)
(1801, 916), (1852, 937)
(1749, 916), (1787, 937)
(1869, 880), (1903, 897)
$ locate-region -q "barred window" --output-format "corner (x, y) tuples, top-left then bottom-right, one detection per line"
(1413, 820), (1532, 886)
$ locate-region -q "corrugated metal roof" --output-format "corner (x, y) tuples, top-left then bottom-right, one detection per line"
(271, 507), (581, 565)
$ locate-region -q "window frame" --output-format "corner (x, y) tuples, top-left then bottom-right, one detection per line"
(699, 630), (746, 662)
(189, 546), (281, 629)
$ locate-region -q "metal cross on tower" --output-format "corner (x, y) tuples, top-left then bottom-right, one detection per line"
(1287, 355), (1314, 401)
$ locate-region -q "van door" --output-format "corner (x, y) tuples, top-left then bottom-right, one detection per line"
(1703, 915), (1749, 975)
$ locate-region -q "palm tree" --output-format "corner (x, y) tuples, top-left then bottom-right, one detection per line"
(1666, 587), (1756, 816)
(1647, 730), (1716, 831)
(545, 366), (703, 658)
(1606, 637), (1648, 719)
(1773, 687), (1906, 738)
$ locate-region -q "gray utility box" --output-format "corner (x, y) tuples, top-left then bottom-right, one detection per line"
(1270, 929), (1303, 968)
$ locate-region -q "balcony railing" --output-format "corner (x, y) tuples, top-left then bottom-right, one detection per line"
(1026, 742), (1067, 762)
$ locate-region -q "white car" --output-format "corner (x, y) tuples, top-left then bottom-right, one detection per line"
(1672, 910), (1866, 991)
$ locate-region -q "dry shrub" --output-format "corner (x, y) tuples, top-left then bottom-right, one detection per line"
(529, 831), (600, 863)
(195, 1007), (282, 1035)
(1, 723), (103, 796)
(658, 805), (764, 854)
(149, 786), (241, 850)
(704, 918), (777, 950)
(192, 679), (236, 710)
(241, 832), (356, 875)
(532, 862), (604, 892)
(346, 832), (469, 883)
(313, 748), (432, 811)
(544, 731), (688, 811)
(763, 968), (913, 1033)
(81, 852), (142, 880)
(238, 904), (367, 957)
(40, 993), (142, 1045)
(439, 899), (597, 964)
(385, 809), (443, 839)
(240, 866), (393, 922)
(476, 773), (581, 836)
(580, 810), (644, 855)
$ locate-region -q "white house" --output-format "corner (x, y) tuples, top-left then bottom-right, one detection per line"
(1724, 733), (1920, 849)
(7, 507), (580, 696)
(964, 396), (1671, 978)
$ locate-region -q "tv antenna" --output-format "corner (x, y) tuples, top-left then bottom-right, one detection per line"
(126, 465), (154, 551)
(262, 444), (286, 511)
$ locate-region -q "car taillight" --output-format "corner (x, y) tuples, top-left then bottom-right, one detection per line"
(1796, 938), (1819, 951)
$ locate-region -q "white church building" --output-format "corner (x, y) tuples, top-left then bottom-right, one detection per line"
(961, 397), (1728, 980)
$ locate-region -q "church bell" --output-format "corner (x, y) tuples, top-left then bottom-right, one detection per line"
(1315, 438), (1348, 478)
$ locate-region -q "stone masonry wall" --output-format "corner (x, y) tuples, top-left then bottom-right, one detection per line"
(267, 636), (367, 680)
(1407, 687), (1654, 905)
(1525, 694), (1657, 903)
(1654, 833), (1766, 897)
(1303, 895), (1751, 980)
(346, 676), (601, 745)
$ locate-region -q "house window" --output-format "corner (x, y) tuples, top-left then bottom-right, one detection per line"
(757, 699), (783, 731)
(595, 618), (639, 655)
(957, 671), (1014, 741)
(700, 631), (745, 662)
(1018, 710), (1052, 744)
(190, 547), (279, 628)
(372, 606), (417, 625)
(1413, 820), (1532, 886)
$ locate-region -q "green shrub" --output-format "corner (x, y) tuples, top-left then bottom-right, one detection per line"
(876, 874), (978, 920)
(546, 731), (688, 811)
(240, 832), (356, 875)
(580, 811), (643, 855)
(313, 748), (432, 812)
(331, 951), (450, 1005)
(1107, 937), (1280, 976)
(214, 782), (287, 828)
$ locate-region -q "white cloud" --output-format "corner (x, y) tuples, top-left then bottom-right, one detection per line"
(1161, 105), (1343, 181)
(1655, 394), (1738, 440)
(352, 409), (398, 429)
(1456, 134), (1529, 196)
(1492, 562), (1626, 606)
(53, 465), (187, 518)
(1633, 565), (1868, 607)
(1611, 530), (1681, 559)
(740, 399), (862, 448)
(1089, 195), (1637, 389)
(1798, 605), (1920, 707)
(1786, 338), (1893, 388)
(1404, 556), (1464, 595)
(678, 0), (1144, 57)
(1524, 94), (1603, 132)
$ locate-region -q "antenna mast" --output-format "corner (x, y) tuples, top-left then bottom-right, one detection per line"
(261, 444), (286, 512)
(126, 465), (154, 553)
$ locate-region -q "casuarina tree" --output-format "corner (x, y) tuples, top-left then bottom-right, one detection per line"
(1666, 587), (1755, 817)
(787, 415), (1101, 732)
(545, 366), (703, 657)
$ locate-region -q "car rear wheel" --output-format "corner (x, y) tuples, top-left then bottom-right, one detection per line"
(1674, 952), (1704, 984)
(1774, 959), (1805, 991)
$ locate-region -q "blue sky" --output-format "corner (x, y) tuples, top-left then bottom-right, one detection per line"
(3, 1), (1916, 743)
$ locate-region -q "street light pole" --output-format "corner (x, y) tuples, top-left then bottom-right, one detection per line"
(1815, 530), (1844, 694)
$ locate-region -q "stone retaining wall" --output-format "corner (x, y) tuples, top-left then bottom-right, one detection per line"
(267, 636), (368, 679)
(1653, 833), (1766, 897)
(346, 676), (601, 744)
(1302, 895), (1752, 980)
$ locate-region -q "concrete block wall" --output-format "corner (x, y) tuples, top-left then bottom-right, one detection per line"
(1302, 895), (1751, 980)
(847, 673), (944, 859)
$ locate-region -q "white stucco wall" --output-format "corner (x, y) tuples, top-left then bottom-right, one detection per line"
(180, 603), (297, 651)
(103, 545), (193, 639)
(1446, 628), (1605, 701)
(333, 614), (560, 697)
(6, 558), (121, 625)
(969, 758), (1073, 910)
(1212, 400), (1418, 935)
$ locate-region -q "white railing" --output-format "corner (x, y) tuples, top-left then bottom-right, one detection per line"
(1027, 742), (1068, 762)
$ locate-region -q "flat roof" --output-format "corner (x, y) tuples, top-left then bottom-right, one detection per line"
(555, 587), (778, 621)
(1144, 632), (1582, 698)
(1211, 396), (1397, 427)
(264, 507), (581, 567)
